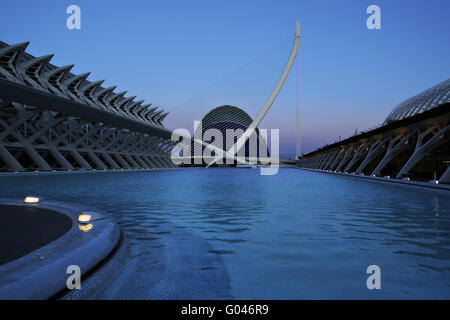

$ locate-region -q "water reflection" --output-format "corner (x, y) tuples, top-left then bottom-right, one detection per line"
(78, 223), (93, 232)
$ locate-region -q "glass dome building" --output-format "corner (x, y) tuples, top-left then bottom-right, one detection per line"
(385, 78), (450, 124)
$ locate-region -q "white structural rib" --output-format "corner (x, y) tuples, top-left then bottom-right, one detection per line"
(207, 21), (301, 167)
(296, 28), (301, 158)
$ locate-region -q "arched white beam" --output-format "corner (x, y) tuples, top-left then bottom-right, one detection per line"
(207, 21), (301, 167)
(81, 79), (104, 97)
(62, 72), (91, 102)
(323, 149), (340, 170)
(142, 106), (157, 120)
(151, 110), (164, 123)
(371, 130), (416, 176)
(334, 145), (354, 172)
(42, 64), (74, 97)
(18, 54), (54, 90)
(128, 99), (144, 115)
(0, 42), (29, 82)
(156, 112), (169, 126)
(134, 103), (148, 119)
(327, 148), (346, 171)
(355, 137), (389, 174)
(108, 90), (127, 112)
(119, 95), (136, 112)
(344, 142), (368, 172)
(396, 124), (450, 178)
(440, 166), (450, 183)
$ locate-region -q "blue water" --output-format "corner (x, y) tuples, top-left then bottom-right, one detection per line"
(1, 168), (450, 299)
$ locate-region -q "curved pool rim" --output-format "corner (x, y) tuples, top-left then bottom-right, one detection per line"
(0, 198), (121, 299)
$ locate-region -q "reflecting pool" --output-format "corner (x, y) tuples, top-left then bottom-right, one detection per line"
(1, 168), (449, 299)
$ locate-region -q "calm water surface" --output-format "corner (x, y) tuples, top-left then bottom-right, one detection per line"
(1, 168), (449, 299)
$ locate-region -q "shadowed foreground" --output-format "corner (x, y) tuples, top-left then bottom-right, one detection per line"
(0, 205), (72, 265)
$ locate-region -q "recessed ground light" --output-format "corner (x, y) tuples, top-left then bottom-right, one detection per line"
(78, 213), (92, 223)
(77, 211), (105, 223)
(24, 196), (40, 204)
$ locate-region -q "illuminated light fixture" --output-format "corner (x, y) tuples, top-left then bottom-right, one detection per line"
(24, 196), (40, 204)
(372, 174), (376, 177)
(78, 213), (92, 223)
(78, 211), (105, 223)
(435, 180), (439, 184)
(387, 176), (391, 179)
(78, 224), (93, 232)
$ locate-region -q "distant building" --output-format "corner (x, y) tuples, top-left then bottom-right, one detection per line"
(188, 105), (269, 166)
(297, 79), (450, 183)
(0, 41), (175, 172)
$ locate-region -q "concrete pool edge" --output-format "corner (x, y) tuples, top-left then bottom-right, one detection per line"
(0, 198), (121, 299)
(296, 168), (450, 192)
(0, 167), (183, 177)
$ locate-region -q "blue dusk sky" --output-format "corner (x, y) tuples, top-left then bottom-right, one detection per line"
(1, 0), (449, 156)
